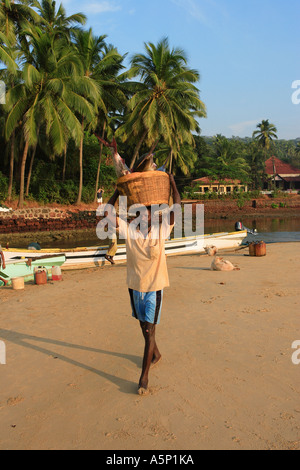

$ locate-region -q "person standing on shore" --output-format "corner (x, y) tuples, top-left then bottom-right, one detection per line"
(97, 188), (104, 204)
(104, 175), (181, 395)
(105, 231), (118, 265)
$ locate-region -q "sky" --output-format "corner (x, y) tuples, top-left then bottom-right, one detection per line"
(61, 0), (300, 140)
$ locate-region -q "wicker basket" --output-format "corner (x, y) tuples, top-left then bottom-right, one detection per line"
(117, 171), (170, 207)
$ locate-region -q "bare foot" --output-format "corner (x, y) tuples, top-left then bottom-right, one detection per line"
(151, 354), (162, 368)
(138, 386), (150, 396)
(105, 255), (114, 265)
(138, 376), (149, 396)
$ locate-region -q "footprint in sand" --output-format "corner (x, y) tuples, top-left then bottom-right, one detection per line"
(7, 396), (24, 407)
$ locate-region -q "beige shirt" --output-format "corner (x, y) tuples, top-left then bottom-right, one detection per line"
(118, 217), (173, 292)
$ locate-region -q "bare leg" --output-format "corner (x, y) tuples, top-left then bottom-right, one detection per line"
(138, 321), (161, 394)
(140, 321), (161, 366)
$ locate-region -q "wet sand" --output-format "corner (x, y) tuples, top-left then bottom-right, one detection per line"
(0, 243), (299, 450)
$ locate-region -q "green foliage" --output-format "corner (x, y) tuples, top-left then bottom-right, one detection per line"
(59, 180), (78, 204)
(253, 119), (278, 151)
(0, 171), (8, 202)
(236, 194), (246, 209)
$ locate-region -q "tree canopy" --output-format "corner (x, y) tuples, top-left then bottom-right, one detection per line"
(0, 1), (298, 206)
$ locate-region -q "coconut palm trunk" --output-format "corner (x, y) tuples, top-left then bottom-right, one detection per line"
(62, 143), (67, 182)
(7, 131), (15, 202)
(94, 122), (106, 202)
(18, 139), (30, 208)
(25, 126), (40, 197)
(76, 120), (85, 205)
(169, 150), (174, 174)
(130, 129), (148, 169)
(25, 145), (38, 197)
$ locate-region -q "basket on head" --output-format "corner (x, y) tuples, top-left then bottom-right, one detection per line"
(117, 172), (170, 207)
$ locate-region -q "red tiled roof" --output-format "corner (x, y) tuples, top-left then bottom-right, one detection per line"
(265, 157), (300, 175)
(281, 176), (300, 182)
(193, 177), (242, 185)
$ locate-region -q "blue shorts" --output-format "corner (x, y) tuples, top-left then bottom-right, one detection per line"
(128, 289), (163, 325)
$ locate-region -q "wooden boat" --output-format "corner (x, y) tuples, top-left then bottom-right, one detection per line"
(1, 230), (247, 271)
(0, 254), (66, 287)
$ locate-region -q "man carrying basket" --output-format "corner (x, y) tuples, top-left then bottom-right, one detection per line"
(104, 174), (181, 395)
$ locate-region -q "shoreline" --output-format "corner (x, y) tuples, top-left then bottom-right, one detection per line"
(1, 196), (299, 247)
(0, 242), (299, 450)
(1, 214), (300, 249)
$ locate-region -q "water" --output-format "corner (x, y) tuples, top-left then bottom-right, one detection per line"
(245, 231), (300, 244)
(204, 217), (300, 244)
(6, 216), (300, 249)
(44, 216), (300, 248)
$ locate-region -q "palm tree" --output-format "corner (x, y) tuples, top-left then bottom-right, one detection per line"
(0, 2), (43, 203)
(72, 29), (107, 204)
(247, 142), (265, 190)
(73, 29), (125, 203)
(211, 135), (250, 180)
(253, 120), (278, 190)
(21, 1), (88, 196)
(0, 36), (22, 201)
(93, 48), (128, 201)
(5, 30), (97, 207)
(0, 0), (42, 44)
(120, 37), (206, 170)
(0, 30), (17, 73)
(155, 142), (198, 175)
(32, 0), (86, 39)
(22, 1), (80, 195)
(252, 119), (278, 154)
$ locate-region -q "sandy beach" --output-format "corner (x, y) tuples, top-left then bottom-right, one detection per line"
(0, 242), (299, 450)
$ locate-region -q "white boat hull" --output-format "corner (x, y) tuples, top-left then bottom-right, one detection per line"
(2, 231), (247, 270)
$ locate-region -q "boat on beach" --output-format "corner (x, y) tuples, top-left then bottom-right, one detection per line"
(0, 254), (66, 287)
(1, 230), (247, 272)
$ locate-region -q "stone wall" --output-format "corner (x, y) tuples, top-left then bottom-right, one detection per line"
(0, 208), (99, 234)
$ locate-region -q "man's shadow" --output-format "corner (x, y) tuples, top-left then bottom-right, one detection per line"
(0, 328), (140, 395)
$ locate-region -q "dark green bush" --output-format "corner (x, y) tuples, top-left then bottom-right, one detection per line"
(0, 171), (8, 202)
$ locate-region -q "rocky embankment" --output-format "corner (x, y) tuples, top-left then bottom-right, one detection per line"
(0, 207), (102, 247)
(183, 195), (300, 219)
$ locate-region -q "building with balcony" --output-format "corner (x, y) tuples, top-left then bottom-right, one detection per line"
(192, 177), (248, 194)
